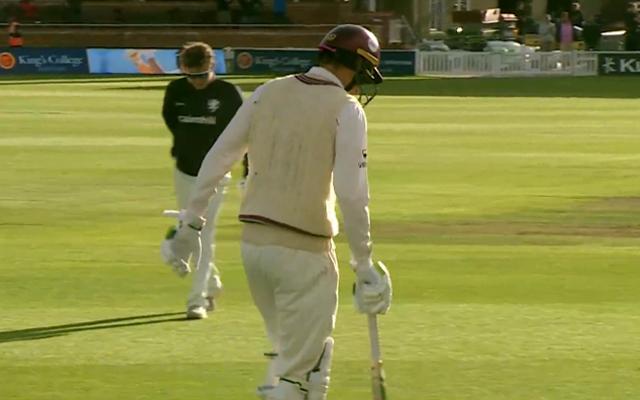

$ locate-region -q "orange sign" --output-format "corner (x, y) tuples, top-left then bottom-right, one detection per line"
(236, 52), (254, 70)
(0, 52), (16, 70)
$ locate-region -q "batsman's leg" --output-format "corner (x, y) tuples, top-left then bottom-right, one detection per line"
(173, 168), (193, 213)
(186, 179), (227, 317)
(166, 168), (197, 278)
(258, 379), (306, 400)
(241, 241), (338, 399)
(306, 337), (334, 400)
(271, 244), (339, 400)
(242, 242), (281, 393)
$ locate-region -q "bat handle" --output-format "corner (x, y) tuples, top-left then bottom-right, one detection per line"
(162, 209), (181, 218)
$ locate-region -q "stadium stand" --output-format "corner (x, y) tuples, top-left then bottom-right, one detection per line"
(11, 23), (334, 48)
(1, 0), (393, 49)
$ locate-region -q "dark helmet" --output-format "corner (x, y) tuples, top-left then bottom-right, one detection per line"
(318, 24), (383, 87)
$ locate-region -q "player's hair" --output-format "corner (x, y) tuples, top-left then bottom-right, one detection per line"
(179, 42), (215, 69)
(317, 49), (361, 72)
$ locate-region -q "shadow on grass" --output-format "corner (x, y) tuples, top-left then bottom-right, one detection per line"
(0, 312), (187, 343)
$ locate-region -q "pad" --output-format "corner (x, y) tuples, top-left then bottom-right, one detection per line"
(258, 379), (306, 400)
(305, 337), (334, 400)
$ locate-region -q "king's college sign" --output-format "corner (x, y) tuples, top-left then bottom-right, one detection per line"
(598, 52), (640, 75)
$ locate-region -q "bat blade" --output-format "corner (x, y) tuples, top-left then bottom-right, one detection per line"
(371, 360), (387, 400)
(368, 314), (388, 400)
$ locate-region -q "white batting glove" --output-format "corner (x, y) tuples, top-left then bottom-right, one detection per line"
(353, 261), (392, 315)
(160, 210), (205, 277)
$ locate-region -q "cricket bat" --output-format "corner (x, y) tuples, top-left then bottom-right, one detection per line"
(368, 313), (387, 400)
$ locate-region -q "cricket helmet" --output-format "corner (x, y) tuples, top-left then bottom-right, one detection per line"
(318, 24), (383, 93)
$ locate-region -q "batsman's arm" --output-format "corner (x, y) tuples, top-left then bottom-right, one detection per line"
(185, 86), (263, 221)
(333, 100), (373, 269)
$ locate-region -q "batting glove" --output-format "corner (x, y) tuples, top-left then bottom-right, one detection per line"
(160, 210), (205, 277)
(353, 261), (392, 315)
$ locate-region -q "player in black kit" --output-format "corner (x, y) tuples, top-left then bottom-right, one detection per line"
(161, 42), (243, 319)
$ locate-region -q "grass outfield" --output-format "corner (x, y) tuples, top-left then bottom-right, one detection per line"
(1, 76), (640, 400)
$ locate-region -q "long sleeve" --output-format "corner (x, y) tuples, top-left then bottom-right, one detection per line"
(185, 86), (263, 220)
(162, 83), (178, 134)
(333, 101), (373, 268)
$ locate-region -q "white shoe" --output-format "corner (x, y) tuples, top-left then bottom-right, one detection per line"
(186, 305), (208, 320)
(256, 385), (275, 399)
(256, 381), (306, 400)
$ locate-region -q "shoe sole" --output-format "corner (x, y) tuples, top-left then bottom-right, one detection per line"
(186, 309), (208, 320)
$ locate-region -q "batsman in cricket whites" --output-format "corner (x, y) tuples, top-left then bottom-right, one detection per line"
(162, 24), (393, 399)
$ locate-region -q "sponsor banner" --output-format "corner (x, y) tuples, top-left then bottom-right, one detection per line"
(598, 52), (640, 75)
(86, 48), (226, 74)
(0, 48), (89, 74)
(233, 48), (416, 75)
(234, 49), (314, 74)
(380, 50), (417, 75)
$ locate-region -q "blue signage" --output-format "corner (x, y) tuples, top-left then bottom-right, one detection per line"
(0, 47), (415, 76)
(86, 48), (227, 75)
(233, 48), (416, 75)
(0, 48), (89, 74)
(380, 50), (417, 75)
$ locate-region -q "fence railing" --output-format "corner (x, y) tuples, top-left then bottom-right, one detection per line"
(417, 51), (600, 77)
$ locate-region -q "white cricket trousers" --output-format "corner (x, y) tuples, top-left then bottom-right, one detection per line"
(241, 242), (339, 388)
(174, 168), (228, 307)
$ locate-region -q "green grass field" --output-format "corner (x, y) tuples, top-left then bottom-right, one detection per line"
(1, 76), (639, 400)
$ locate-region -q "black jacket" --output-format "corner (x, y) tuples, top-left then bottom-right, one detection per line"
(162, 78), (243, 176)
